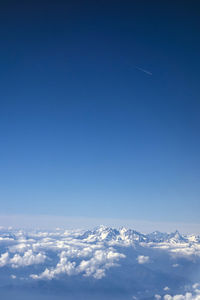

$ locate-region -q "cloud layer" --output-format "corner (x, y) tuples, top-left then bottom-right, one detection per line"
(0, 225), (200, 299)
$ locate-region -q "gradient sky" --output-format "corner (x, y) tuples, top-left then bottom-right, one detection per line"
(0, 1), (200, 225)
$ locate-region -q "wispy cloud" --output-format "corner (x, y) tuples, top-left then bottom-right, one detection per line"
(135, 66), (152, 76)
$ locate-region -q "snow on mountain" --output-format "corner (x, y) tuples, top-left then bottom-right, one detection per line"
(0, 226), (200, 299)
(147, 230), (187, 243)
(78, 225), (148, 245)
(78, 225), (120, 242)
(77, 226), (193, 245)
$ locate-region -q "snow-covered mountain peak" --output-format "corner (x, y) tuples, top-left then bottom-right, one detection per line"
(75, 226), (199, 246)
(167, 230), (186, 243)
(78, 226), (120, 242)
(0, 226), (200, 299)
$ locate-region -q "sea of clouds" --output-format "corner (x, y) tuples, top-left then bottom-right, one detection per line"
(0, 225), (200, 299)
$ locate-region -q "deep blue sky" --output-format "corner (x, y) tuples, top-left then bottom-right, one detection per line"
(0, 1), (200, 224)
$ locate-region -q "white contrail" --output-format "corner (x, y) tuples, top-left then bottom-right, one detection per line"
(135, 66), (152, 76)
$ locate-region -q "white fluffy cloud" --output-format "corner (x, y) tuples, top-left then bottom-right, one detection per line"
(0, 225), (200, 288)
(163, 294), (198, 300)
(10, 250), (46, 268)
(31, 248), (125, 280)
(0, 250), (46, 268)
(163, 283), (200, 300)
(0, 252), (9, 267)
(77, 248), (125, 279)
(137, 255), (149, 264)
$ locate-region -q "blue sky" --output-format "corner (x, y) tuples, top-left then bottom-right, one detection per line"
(0, 1), (200, 227)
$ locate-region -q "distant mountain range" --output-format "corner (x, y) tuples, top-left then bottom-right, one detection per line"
(0, 225), (200, 299)
(77, 225), (199, 244)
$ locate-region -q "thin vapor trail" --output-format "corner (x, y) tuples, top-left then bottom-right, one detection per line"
(135, 66), (152, 76)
